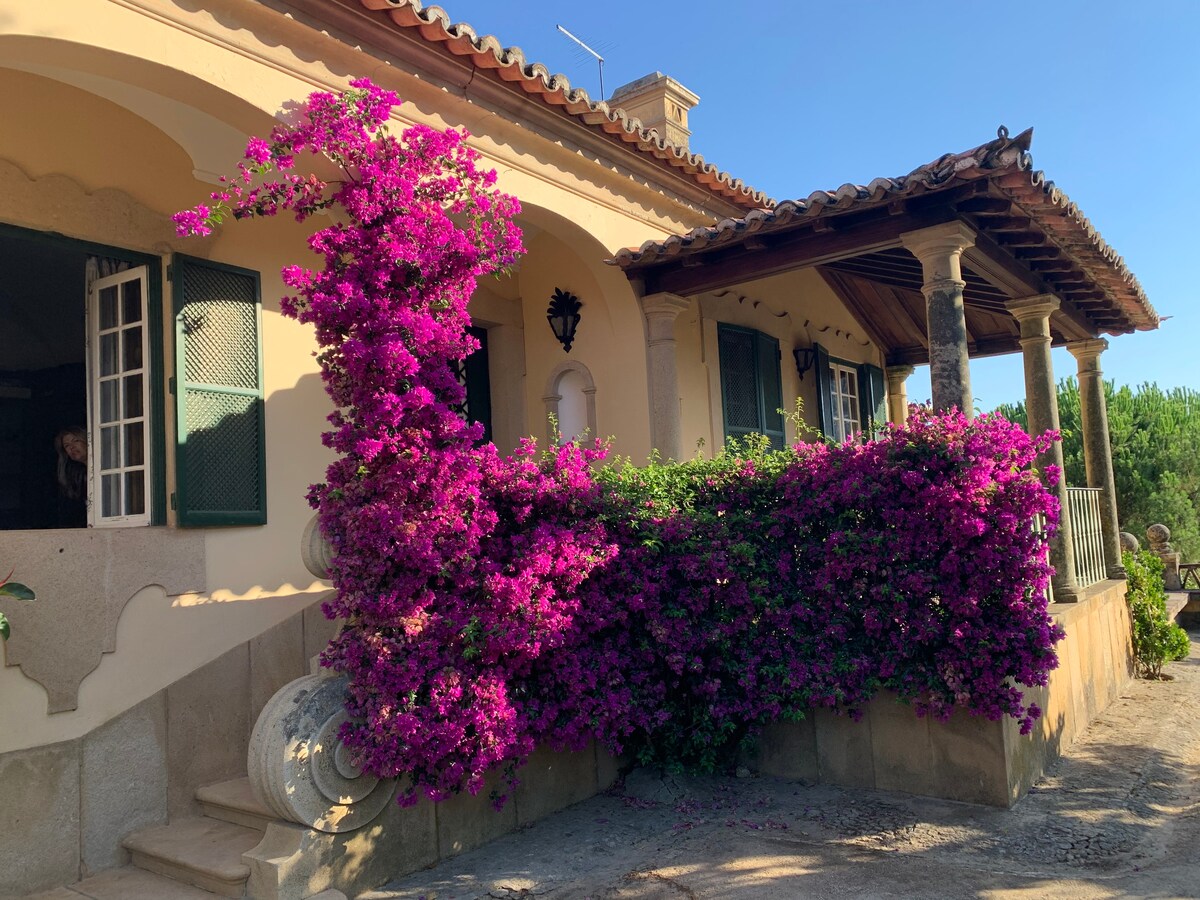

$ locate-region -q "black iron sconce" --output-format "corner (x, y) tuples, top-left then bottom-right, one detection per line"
(547, 287), (582, 353)
(793, 346), (816, 381)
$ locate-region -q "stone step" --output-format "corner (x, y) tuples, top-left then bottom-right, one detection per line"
(196, 777), (276, 832)
(47, 865), (228, 898)
(122, 816), (262, 898)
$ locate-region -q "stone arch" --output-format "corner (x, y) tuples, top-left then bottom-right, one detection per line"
(504, 202), (652, 459)
(542, 360), (598, 445)
(0, 34), (282, 182)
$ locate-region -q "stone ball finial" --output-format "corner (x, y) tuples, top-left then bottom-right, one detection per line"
(1147, 524), (1172, 550)
(1119, 531), (1140, 553)
(301, 514), (335, 580)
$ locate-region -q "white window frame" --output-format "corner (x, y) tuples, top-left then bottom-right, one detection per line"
(828, 361), (861, 443)
(87, 267), (152, 527)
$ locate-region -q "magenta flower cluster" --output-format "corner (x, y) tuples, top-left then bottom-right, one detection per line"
(175, 83), (1064, 807)
(572, 411), (1065, 772)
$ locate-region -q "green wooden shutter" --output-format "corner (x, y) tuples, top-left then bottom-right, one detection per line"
(858, 363), (887, 438)
(718, 324), (760, 446)
(756, 332), (785, 449)
(812, 343), (834, 439)
(172, 254), (266, 527)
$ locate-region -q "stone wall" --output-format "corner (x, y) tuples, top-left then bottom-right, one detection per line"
(0, 600), (337, 898)
(753, 578), (1134, 807)
(3, 579), (1134, 897)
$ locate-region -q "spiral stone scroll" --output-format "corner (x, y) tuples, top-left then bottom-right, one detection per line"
(301, 514), (336, 581)
(248, 672), (397, 834)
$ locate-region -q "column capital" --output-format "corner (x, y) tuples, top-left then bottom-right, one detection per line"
(1005, 294), (1061, 323)
(1066, 338), (1110, 367)
(885, 364), (916, 385)
(898, 221), (978, 259)
(640, 292), (692, 320)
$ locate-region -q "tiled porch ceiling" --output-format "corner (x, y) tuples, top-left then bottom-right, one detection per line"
(613, 128), (1158, 366)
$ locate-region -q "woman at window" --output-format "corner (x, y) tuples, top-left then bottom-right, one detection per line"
(55, 426), (87, 527)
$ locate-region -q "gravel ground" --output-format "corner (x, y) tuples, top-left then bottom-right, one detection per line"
(363, 633), (1200, 900)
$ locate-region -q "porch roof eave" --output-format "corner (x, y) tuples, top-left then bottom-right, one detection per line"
(609, 128), (1158, 363)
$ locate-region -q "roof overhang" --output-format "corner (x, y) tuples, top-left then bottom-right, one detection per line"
(286, 0), (773, 214)
(612, 128), (1158, 365)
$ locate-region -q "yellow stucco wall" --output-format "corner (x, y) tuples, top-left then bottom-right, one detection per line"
(0, 0), (730, 752)
(676, 269), (885, 453)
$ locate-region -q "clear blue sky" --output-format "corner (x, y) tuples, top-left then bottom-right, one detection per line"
(434, 0), (1197, 409)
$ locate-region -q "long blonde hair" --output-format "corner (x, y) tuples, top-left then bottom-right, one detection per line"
(55, 427), (87, 501)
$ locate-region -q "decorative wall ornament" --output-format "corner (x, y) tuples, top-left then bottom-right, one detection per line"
(711, 289), (790, 320)
(546, 287), (582, 352)
(248, 672), (396, 834)
(0, 528), (206, 713)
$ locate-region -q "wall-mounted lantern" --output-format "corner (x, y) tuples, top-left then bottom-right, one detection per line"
(547, 287), (582, 353)
(793, 346), (816, 381)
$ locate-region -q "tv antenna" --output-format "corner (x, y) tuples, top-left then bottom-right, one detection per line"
(556, 24), (605, 100)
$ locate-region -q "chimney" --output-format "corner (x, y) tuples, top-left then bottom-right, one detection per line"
(609, 72), (700, 150)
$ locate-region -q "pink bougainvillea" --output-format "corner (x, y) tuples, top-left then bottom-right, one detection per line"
(177, 82), (1064, 807)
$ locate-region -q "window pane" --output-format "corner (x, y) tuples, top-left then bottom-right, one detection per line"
(124, 471), (145, 515)
(123, 374), (144, 418)
(100, 333), (118, 376)
(124, 422), (145, 466)
(102, 474), (121, 518)
(122, 279), (143, 325)
(123, 326), (143, 371)
(100, 426), (119, 471)
(99, 286), (118, 330)
(100, 379), (119, 424)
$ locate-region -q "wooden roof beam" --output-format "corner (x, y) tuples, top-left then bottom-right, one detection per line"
(645, 208), (956, 296)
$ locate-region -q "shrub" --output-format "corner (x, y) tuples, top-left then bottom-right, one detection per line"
(1123, 549), (1190, 678)
(574, 411), (1064, 772)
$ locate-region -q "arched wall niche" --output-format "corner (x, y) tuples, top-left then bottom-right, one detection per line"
(542, 360), (598, 446)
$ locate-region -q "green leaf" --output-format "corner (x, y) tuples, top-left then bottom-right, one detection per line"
(0, 612), (8, 641)
(0, 582), (35, 602)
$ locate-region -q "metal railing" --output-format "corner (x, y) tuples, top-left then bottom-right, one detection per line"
(1033, 511), (1054, 604)
(1068, 486), (1108, 589)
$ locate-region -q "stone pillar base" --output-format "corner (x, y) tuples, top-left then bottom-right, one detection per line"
(244, 803), (437, 900)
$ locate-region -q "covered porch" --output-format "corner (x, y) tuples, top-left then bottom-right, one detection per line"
(615, 126), (1159, 603)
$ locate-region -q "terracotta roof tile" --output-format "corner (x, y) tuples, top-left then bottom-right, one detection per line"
(357, 0), (773, 210)
(612, 127), (1158, 332)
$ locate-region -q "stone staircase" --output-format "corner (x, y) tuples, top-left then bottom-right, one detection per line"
(45, 777), (279, 899)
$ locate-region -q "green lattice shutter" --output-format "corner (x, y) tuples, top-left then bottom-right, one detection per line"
(812, 343), (834, 439)
(719, 324), (760, 447)
(719, 324), (784, 450)
(172, 254), (266, 527)
(858, 364), (887, 438)
(757, 332), (785, 450)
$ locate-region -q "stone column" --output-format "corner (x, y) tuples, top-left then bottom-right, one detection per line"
(899, 222), (976, 416)
(1007, 294), (1080, 603)
(640, 292), (691, 461)
(885, 365), (915, 425)
(1066, 339), (1126, 579)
